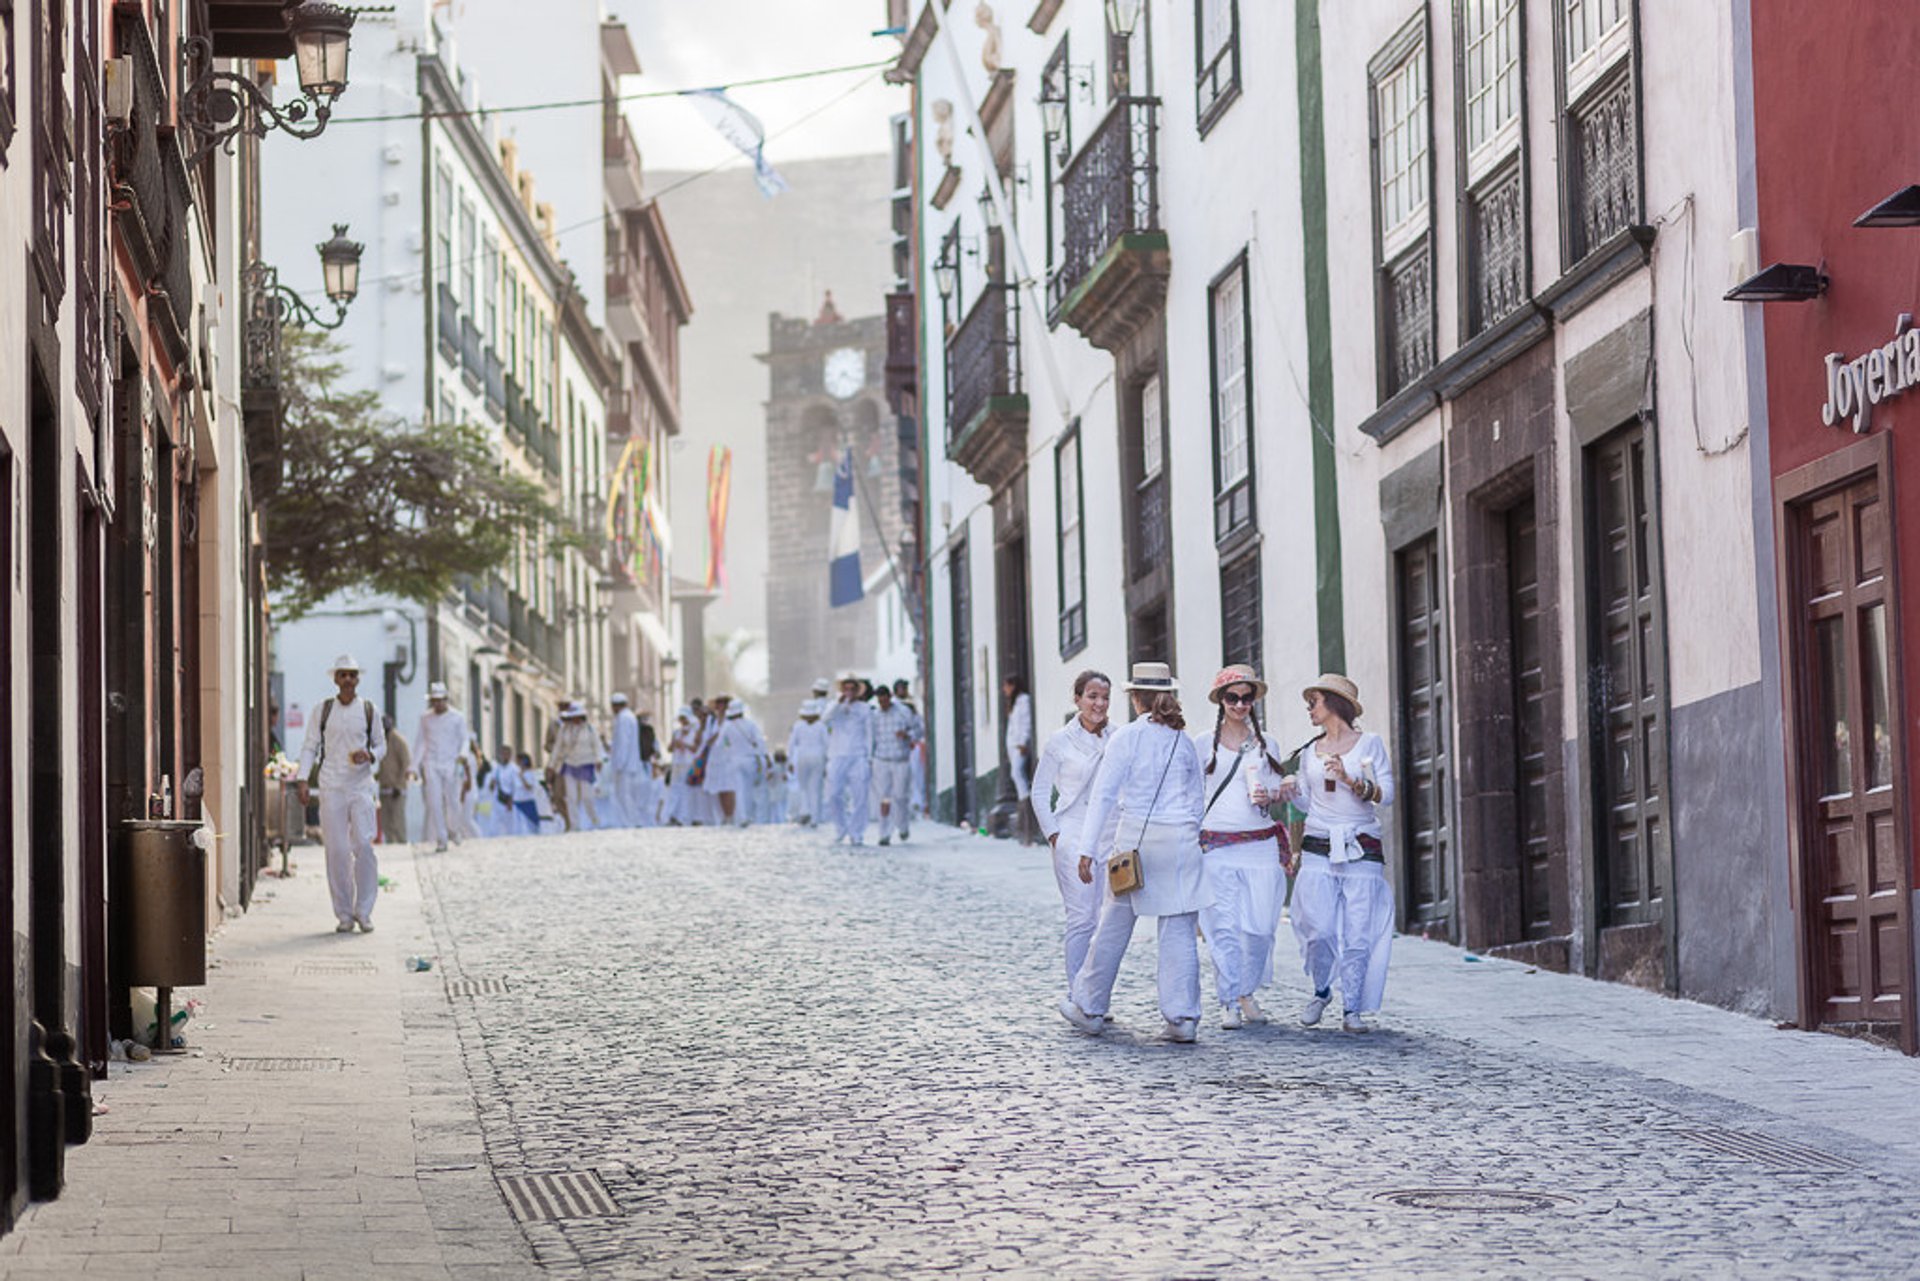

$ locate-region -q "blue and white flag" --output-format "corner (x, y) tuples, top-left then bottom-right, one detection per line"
(829, 448), (863, 608)
(682, 88), (790, 198)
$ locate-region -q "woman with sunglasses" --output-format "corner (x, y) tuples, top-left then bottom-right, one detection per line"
(1276, 674), (1396, 1033)
(1196, 665), (1292, 1029)
(1030, 670), (1116, 1005)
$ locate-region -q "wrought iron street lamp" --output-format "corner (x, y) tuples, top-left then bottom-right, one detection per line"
(1105, 0), (1145, 37)
(252, 224), (365, 332)
(182, 3), (358, 165)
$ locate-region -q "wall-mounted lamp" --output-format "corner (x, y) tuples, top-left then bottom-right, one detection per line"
(1856, 185), (1920, 228)
(1724, 262), (1828, 303)
(247, 224), (365, 331)
(1106, 0), (1146, 37)
(181, 3), (357, 165)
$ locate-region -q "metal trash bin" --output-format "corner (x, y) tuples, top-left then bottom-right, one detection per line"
(121, 819), (207, 988)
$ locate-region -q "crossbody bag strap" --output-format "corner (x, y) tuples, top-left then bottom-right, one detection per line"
(1203, 750), (1244, 821)
(1129, 730), (1183, 848)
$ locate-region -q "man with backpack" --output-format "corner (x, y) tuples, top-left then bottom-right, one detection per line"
(296, 654), (389, 933)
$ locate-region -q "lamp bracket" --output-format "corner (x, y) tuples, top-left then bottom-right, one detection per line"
(180, 35), (336, 166)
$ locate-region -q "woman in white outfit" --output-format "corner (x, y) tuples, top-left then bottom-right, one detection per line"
(1279, 674), (1397, 1033)
(1195, 665), (1291, 1030)
(665, 709), (698, 825)
(1003, 675), (1034, 801)
(1029, 670), (1116, 1003)
(1058, 662), (1208, 1043)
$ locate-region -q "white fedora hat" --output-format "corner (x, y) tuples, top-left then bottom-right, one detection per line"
(427, 681), (449, 699)
(330, 653), (362, 675)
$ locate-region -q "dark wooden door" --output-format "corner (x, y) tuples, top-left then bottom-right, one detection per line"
(1508, 501), (1553, 937)
(1589, 427), (1669, 928)
(948, 538), (974, 826)
(1397, 535), (1450, 935)
(1797, 476), (1905, 1032)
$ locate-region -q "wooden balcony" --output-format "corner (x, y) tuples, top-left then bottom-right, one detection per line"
(1047, 96), (1168, 353)
(945, 282), (1026, 494)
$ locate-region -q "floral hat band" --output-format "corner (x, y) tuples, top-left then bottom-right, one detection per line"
(1208, 664), (1268, 704)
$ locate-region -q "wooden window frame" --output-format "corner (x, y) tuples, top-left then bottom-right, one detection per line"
(1208, 250), (1255, 546)
(1194, 0), (1240, 136)
(1368, 11), (1436, 406)
(1055, 423), (1087, 660)
(1549, 0), (1644, 271)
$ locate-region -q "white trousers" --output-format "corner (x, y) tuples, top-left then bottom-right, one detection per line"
(1007, 746), (1032, 800)
(824, 755), (871, 842)
(1289, 854), (1395, 1014)
(318, 789), (380, 925)
(1200, 848), (1286, 1007)
(563, 772), (602, 832)
(909, 750), (927, 815)
(794, 756), (826, 822)
(610, 766), (648, 828)
(1050, 829), (1101, 997)
(871, 759), (911, 836)
(421, 764), (463, 845)
(1070, 892), (1202, 1024)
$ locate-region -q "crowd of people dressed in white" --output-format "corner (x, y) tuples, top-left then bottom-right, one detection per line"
(1047, 662), (1395, 1041)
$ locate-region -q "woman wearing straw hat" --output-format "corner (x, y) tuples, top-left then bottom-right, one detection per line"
(1030, 669), (1116, 1005)
(1277, 674), (1397, 1032)
(1058, 662), (1208, 1043)
(1196, 664), (1292, 1029)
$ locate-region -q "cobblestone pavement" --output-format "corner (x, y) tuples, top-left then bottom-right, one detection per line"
(420, 823), (1920, 1280)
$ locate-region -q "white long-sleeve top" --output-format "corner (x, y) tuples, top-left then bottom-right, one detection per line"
(1004, 693), (1033, 753)
(414, 706), (469, 771)
(789, 718), (828, 762)
(1030, 717), (1113, 843)
(609, 709), (642, 771)
(1195, 730), (1286, 833)
(870, 702), (920, 762)
(822, 697), (874, 759)
(1296, 731), (1396, 862)
(1072, 718), (1204, 863)
(297, 694), (387, 795)
(548, 720), (606, 771)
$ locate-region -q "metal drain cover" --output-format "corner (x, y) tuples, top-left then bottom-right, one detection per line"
(224, 1057), (345, 1072)
(1376, 1188), (1572, 1213)
(446, 977), (512, 997)
(497, 1170), (619, 1221)
(296, 961), (379, 976)
(1678, 1128), (1857, 1172)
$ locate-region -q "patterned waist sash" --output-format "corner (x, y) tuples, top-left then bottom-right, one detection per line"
(1199, 823), (1287, 853)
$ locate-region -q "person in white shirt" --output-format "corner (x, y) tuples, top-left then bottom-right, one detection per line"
(1059, 662), (1207, 1043)
(296, 654), (389, 933)
(414, 681), (470, 852)
(547, 703), (607, 832)
(1003, 674), (1034, 799)
(894, 681), (928, 819)
(1195, 665), (1291, 1030)
(607, 693), (645, 828)
(869, 686), (921, 846)
(665, 708), (699, 825)
(487, 744), (522, 836)
(788, 693), (830, 825)
(821, 674), (875, 845)
(1030, 670), (1115, 1003)
(1276, 673), (1397, 1033)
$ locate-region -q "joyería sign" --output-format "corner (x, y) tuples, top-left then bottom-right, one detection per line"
(1822, 319), (1920, 432)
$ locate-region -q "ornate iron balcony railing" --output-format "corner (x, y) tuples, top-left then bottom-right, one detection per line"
(1048, 96), (1160, 317)
(945, 281), (1021, 440)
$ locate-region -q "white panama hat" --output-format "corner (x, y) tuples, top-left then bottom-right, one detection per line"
(330, 653), (362, 675)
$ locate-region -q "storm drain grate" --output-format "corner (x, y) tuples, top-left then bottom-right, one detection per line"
(1376, 1188), (1574, 1213)
(497, 1170), (619, 1221)
(446, 977), (513, 997)
(296, 961), (380, 976)
(1679, 1128), (1857, 1172)
(224, 1057), (345, 1072)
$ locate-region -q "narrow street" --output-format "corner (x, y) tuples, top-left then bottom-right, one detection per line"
(11, 825), (1920, 1279)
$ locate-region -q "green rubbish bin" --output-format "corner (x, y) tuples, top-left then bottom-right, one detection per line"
(121, 819), (207, 988)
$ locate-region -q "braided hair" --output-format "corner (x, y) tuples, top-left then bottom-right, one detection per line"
(1205, 701), (1288, 775)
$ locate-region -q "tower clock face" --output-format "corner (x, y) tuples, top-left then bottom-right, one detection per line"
(823, 347), (865, 400)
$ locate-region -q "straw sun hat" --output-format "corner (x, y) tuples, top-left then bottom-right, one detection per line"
(1207, 664), (1268, 704)
(1301, 673), (1364, 718)
(1122, 661), (1178, 692)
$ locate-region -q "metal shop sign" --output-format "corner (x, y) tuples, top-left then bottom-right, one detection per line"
(1822, 319), (1920, 432)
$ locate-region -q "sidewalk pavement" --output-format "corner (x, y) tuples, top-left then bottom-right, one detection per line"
(0, 841), (529, 1280)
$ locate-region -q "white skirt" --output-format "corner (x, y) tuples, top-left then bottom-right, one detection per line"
(1109, 818), (1206, 918)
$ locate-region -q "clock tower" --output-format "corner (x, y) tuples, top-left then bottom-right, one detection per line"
(761, 295), (908, 734)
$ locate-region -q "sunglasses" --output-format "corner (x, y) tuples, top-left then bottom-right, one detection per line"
(1220, 689), (1256, 706)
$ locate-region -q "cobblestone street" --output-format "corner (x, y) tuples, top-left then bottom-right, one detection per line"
(414, 824), (1920, 1279)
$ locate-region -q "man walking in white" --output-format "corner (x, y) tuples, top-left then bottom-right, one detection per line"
(414, 681), (469, 852)
(869, 685), (921, 846)
(608, 693), (645, 827)
(296, 655), (388, 933)
(788, 699), (828, 825)
(821, 674), (875, 845)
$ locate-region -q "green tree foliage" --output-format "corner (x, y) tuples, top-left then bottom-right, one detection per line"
(263, 330), (555, 619)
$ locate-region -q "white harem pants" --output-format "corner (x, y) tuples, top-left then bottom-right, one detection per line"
(318, 788), (380, 925)
(1289, 853), (1395, 1014)
(824, 755), (871, 842)
(1200, 839), (1286, 1008)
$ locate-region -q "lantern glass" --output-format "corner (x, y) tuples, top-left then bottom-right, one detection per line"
(1105, 0), (1144, 37)
(933, 259), (956, 300)
(291, 4), (356, 99)
(1040, 96), (1066, 140)
(317, 224), (364, 304)
(977, 187), (1000, 230)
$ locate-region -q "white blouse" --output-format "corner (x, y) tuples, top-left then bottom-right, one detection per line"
(1295, 731), (1396, 862)
(1030, 717), (1114, 842)
(1194, 730), (1286, 834)
(1072, 718), (1204, 862)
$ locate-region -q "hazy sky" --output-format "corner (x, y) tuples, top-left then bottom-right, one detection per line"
(609, 1), (904, 172)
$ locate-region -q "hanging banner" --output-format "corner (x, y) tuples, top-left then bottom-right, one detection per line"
(706, 445), (732, 591)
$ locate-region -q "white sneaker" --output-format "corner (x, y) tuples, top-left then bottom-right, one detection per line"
(1164, 1018), (1198, 1044)
(1239, 995), (1267, 1024)
(356, 918), (375, 934)
(1300, 994), (1330, 1026)
(1343, 1011), (1370, 1033)
(1220, 1004), (1244, 1029)
(1057, 997), (1105, 1035)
